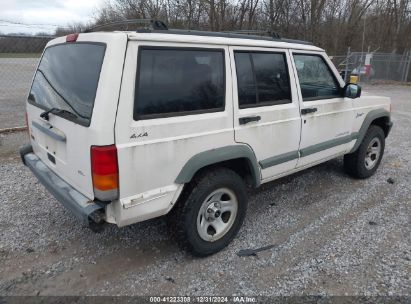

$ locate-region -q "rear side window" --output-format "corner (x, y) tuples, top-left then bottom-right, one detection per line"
(29, 43), (105, 126)
(234, 51), (291, 108)
(134, 47), (225, 119)
(293, 54), (341, 101)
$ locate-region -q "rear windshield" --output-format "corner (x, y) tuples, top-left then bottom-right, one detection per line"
(29, 43), (105, 126)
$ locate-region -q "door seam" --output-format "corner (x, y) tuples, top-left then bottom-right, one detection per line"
(288, 49), (303, 161)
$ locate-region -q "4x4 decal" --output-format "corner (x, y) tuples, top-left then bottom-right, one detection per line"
(130, 132), (148, 139)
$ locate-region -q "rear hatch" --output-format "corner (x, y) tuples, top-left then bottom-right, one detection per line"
(26, 33), (127, 199)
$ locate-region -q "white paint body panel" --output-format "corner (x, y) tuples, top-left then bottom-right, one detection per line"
(230, 47), (302, 178)
(25, 31), (391, 227)
(289, 50), (354, 167)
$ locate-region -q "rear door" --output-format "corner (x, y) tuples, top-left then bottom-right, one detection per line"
(27, 33), (127, 199)
(230, 46), (301, 180)
(290, 51), (355, 167)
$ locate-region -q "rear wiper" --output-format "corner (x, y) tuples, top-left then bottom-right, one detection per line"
(40, 108), (78, 121)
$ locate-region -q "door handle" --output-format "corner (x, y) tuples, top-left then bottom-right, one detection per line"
(32, 121), (66, 142)
(239, 115), (261, 125)
(301, 107), (318, 115)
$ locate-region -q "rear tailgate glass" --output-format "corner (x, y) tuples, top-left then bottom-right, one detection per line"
(29, 43), (105, 126)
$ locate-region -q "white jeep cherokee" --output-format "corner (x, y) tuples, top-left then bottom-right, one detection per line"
(20, 24), (392, 256)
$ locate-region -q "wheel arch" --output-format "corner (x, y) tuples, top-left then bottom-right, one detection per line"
(175, 145), (261, 188)
(350, 108), (391, 153)
(371, 116), (392, 137)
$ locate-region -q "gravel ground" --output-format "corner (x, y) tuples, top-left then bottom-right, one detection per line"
(0, 85), (410, 297)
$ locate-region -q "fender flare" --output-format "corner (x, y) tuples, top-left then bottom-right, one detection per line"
(175, 145), (261, 187)
(350, 109), (391, 153)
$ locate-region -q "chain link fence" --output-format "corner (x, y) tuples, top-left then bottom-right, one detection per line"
(331, 50), (411, 83)
(0, 35), (54, 129)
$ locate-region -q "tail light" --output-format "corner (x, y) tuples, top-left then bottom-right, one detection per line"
(91, 145), (119, 201)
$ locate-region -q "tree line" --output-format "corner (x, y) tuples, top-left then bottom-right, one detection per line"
(85, 0), (411, 55)
(2, 0), (409, 56)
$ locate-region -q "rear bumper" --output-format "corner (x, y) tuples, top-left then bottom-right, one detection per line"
(20, 144), (104, 226)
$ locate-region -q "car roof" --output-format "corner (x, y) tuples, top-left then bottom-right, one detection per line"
(47, 30), (324, 52)
(125, 30), (324, 52)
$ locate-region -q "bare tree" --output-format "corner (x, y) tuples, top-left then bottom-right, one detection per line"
(71, 0), (411, 54)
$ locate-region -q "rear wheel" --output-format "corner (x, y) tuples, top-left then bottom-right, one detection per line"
(344, 125), (385, 178)
(170, 168), (247, 256)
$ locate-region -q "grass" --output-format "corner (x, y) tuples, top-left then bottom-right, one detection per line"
(0, 53), (41, 58)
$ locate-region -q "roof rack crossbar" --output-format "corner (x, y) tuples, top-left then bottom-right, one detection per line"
(84, 19), (168, 33)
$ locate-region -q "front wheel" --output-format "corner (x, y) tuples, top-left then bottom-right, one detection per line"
(170, 168), (247, 256)
(344, 125), (385, 178)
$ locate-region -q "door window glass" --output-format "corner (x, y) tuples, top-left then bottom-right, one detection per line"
(134, 48), (225, 119)
(293, 54), (341, 101)
(234, 53), (257, 106)
(234, 51), (291, 108)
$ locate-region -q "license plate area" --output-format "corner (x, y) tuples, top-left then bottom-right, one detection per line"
(31, 120), (67, 163)
(47, 152), (56, 164)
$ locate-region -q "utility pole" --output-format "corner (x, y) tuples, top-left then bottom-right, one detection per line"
(404, 50), (411, 82)
(360, 15), (366, 64)
(345, 46), (351, 83)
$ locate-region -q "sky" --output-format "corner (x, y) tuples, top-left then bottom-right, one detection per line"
(0, 0), (104, 35)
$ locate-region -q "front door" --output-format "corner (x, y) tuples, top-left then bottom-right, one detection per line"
(291, 51), (355, 167)
(230, 47), (302, 180)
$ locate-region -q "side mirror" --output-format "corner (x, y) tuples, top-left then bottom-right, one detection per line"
(344, 83), (362, 99)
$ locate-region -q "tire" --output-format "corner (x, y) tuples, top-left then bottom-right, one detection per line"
(169, 168), (247, 256)
(344, 125), (385, 179)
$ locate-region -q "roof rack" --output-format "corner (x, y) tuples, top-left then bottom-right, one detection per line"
(83, 18), (312, 46)
(224, 30), (281, 39)
(83, 19), (168, 33)
(136, 28), (313, 46)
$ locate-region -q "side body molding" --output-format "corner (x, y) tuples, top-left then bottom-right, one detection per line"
(350, 109), (391, 153)
(175, 145), (261, 187)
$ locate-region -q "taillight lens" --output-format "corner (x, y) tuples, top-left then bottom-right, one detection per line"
(91, 145), (119, 201)
(66, 33), (79, 42)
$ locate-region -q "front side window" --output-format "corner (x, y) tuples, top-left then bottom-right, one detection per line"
(293, 54), (341, 101)
(134, 48), (225, 119)
(234, 51), (291, 108)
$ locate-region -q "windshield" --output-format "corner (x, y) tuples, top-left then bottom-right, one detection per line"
(29, 43), (106, 126)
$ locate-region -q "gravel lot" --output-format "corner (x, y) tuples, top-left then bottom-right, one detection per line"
(0, 85), (410, 297)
